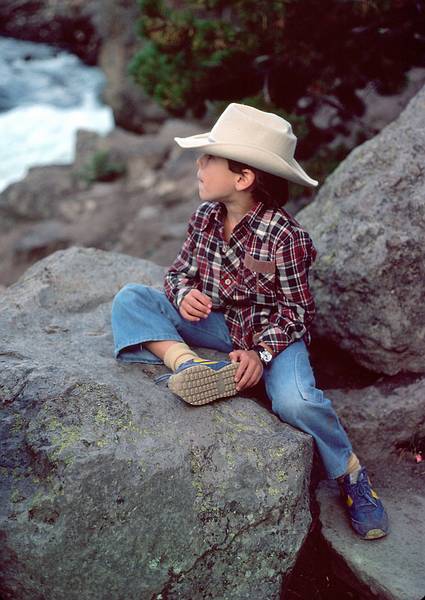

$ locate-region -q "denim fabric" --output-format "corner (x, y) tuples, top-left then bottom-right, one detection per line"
(111, 283), (352, 479)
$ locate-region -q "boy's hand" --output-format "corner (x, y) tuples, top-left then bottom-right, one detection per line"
(229, 349), (263, 391)
(180, 289), (212, 321)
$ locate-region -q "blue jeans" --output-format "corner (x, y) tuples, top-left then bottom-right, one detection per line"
(111, 284), (353, 479)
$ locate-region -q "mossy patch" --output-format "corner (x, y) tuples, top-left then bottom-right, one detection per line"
(79, 150), (126, 184)
(269, 447), (286, 460)
(10, 413), (27, 434)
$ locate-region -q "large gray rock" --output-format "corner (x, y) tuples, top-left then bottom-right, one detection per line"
(0, 247), (313, 600)
(327, 375), (425, 467)
(298, 85), (425, 376)
(0, 165), (78, 226)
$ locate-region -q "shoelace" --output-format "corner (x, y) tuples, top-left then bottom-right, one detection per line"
(349, 478), (378, 510)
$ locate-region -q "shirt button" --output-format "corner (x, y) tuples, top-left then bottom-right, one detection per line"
(224, 278), (232, 285)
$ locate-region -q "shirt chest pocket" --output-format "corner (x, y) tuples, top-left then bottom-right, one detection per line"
(236, 252), (277, 297)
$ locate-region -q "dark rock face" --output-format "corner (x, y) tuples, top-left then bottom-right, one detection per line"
(298, 85), (425, 376)
(93, 0), (168, 132)
(327, 376), (425, 467)
(0, 0), (100, 64)
(0, 247), (313, 600)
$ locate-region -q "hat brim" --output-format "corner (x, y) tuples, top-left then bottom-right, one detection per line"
(174, 132), (318, 188)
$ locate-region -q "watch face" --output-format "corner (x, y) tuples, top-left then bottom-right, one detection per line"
(259, 348), (273, 364)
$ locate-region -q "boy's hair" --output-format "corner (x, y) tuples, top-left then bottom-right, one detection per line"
(227, 159), (289, 208)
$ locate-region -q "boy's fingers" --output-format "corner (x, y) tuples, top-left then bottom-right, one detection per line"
(235, 355), (249, 381)
(185, 308), (206, 319)
(230, 351), (262, 389)
(238, 365), (262, 390)
(250, 366), (263, 387)
(180, 308), (199, 321)
(236, 366), (253, 389)
(191, 289), (212, 308)
(182, 297), (210, 318)
(237, 361), (262, 390)
(187, 296), (210, 314)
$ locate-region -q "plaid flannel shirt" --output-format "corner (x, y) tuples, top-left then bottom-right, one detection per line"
(164, 201), (317, 356)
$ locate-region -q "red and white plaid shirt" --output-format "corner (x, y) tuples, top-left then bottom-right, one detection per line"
(164, 201), (317, 355)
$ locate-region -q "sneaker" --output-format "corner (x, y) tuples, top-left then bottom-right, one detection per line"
(339, 467), (389, 540)
(167, 358), (238, 405)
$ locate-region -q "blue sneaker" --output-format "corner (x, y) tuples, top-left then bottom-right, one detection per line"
(167, 358), (238, 405)
(339, 467), (389, 540)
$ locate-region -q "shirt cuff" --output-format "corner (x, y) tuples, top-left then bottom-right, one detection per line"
(176, 287), (193, 307)
(256, 323), (306, 355)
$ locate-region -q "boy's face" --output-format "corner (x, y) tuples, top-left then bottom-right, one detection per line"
(196, 154), (240, 203)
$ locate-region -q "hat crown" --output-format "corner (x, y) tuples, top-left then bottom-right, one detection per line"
(173, 102), (318, 187)
(210, 103), (297, 161)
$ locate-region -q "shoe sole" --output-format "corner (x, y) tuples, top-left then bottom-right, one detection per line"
(363, 528), (388, 540)
(168, 362), (238, 405)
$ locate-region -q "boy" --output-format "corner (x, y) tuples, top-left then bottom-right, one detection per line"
(111, 103), (388, 540)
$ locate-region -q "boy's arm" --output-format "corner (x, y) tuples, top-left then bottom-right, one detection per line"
(164, 216), (200, 308)
(255, 231), (316, 355)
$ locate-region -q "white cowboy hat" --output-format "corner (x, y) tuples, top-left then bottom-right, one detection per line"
(174, 103), (318, 188)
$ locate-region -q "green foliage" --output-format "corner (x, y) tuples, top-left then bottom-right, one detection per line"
(131, 0), (423, 116)
(130, 0), (424, 182)
(79, 150), (126, 184)
(130, 0), (289, 115)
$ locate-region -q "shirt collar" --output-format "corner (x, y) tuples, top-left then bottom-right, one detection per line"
(244, 202), (268, 237)
(199, 202), (224, 231)
(199, 201), (273, 240)
(238, 202), (276, 240)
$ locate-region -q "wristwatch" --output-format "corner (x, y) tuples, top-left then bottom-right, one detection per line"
(252, 344), (273, 367)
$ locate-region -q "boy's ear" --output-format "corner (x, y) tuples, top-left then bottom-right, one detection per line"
(235, 168), (255, 192)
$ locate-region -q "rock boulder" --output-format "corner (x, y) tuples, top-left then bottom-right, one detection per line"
(0, 247), (313, 600)
(298, 85), (425, 375)
(327, 375), (425, 467)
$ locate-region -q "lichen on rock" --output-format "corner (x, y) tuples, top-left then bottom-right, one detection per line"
(0, 247), (313, 600)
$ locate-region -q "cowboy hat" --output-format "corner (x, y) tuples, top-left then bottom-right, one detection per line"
(174, 103), (318, 188)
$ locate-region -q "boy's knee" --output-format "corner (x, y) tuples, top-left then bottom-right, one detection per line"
(268, 370), (324, 427)
(113, 283), (151, 307)
(270, 380), (305, 424)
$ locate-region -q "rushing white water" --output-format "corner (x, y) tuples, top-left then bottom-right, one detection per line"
(0, 36), (114, 193)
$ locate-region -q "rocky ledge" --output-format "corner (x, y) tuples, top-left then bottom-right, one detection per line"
(1, 246), (424, 600)
(0, 247), (313, 600)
